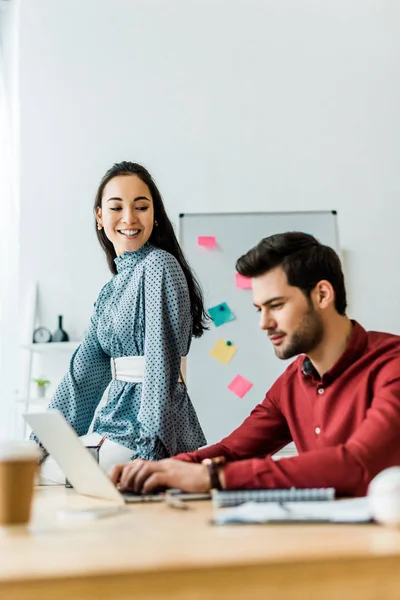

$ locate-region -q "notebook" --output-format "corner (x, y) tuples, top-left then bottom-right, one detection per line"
(212, 487), (335, 508)
(213, 497), (371, 525)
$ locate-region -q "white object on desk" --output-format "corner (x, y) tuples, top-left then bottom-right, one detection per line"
(368, 467), (400, 527)
(213, 497), (371, 525)
(57, 507), (129, 522)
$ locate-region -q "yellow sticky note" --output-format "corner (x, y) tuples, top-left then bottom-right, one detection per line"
(210, 339), (237, 365)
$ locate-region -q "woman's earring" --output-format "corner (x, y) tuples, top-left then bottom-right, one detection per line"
(97, 223), (102, 231)
(154, 220), (158, 227)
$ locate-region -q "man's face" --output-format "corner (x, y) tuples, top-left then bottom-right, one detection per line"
(252, 266), (324, 360)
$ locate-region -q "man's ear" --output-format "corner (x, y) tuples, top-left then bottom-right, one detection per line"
(313, 280), (335, 310)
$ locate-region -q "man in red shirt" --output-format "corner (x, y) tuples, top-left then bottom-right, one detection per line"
(109, 232), (400, 497)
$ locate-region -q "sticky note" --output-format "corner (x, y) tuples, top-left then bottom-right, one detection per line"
(210, 339), (238, 365)
(235, 273), (252, 289)
(227, 374), (253, 399)
(198, 236), (217, 248)
(208, 302), (235, 327)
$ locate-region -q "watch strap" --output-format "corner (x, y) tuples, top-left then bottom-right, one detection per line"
(202, 456), (226, 490)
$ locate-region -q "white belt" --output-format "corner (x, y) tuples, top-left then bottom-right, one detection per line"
(111, 356), (185, 383)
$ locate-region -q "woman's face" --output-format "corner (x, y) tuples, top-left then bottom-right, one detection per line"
(97, 175), (155, 256)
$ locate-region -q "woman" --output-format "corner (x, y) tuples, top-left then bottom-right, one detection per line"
(33, 161), (208, 483)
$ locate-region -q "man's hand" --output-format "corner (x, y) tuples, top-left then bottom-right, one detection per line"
(108, 458), (211, 494)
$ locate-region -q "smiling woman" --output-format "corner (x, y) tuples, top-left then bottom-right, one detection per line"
(31, 161), (209, 484)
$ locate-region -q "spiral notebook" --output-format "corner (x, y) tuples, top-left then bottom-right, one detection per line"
(212, 487), (335, 508)
(213, 497), (371, 525)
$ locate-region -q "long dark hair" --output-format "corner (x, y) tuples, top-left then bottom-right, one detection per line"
(94, 161), (208, 337)
(236, 232), (347, 315)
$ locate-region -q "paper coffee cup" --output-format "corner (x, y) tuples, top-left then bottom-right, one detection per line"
(0, 442), (41, 527)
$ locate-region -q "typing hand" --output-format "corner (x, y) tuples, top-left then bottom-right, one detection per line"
(108, 458), (211, 494)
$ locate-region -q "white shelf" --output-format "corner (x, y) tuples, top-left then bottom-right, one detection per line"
(21, 342), (80, 353)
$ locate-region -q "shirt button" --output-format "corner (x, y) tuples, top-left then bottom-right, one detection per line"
(315, 427), (321, 435)
(317, 388), (325, 395)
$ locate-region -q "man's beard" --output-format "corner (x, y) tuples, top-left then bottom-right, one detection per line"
(273, 305), (324, 360)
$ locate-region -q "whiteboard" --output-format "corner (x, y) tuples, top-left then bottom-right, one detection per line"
(180, 211), (339, 450)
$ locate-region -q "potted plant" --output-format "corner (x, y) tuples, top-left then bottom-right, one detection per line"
(32, 377), (51, 398)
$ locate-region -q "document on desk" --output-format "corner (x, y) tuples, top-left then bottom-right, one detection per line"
(213, 497), (372, 525)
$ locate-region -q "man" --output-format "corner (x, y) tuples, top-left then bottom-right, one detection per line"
(109, 232), (400, 497)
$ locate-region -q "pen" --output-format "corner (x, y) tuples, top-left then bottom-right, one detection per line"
(164, 493), (189, 510)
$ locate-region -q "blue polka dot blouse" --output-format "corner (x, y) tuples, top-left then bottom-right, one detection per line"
(31, 243), (207, 460)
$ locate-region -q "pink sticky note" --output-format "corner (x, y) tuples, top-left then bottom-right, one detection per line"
(198, 236), (217, 248)
(235, 273), (252, 289)
(227, 374), (253, 399)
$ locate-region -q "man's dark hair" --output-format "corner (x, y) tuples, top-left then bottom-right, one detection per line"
(236, 232), (347, 315)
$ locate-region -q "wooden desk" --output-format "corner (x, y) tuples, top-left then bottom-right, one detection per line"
(1, 487), (400, 600)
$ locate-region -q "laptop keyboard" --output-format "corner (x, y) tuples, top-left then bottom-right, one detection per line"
(122, 491), (165, 503)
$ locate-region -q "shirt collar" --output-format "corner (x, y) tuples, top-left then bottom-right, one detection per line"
(114, 242), (153, 273)
(301, 320), (368, 382)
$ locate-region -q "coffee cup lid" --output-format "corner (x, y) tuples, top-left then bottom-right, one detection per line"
(0, 441), (41, 461)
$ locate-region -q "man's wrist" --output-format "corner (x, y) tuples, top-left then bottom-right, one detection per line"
(201, 456), (226, 490)
(218, 468), (226, 489)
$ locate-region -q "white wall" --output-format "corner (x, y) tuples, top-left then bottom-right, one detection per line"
(16, 0), (400, 395)
(0, 0), (20, 438)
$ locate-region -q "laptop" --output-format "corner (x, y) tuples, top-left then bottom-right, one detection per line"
(24, 410), (210, 504)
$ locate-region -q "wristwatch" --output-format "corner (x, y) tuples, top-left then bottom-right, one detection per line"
(202, 456), (226, 490)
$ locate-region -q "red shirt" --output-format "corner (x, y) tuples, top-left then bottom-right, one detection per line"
(175, 321), (400, 496)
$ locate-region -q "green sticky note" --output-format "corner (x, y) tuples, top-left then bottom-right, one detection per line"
(208, 302), (235, 327)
